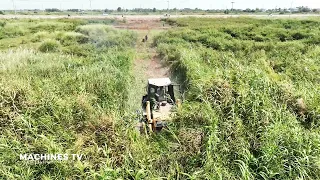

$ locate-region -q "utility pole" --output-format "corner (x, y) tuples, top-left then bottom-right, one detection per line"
(89, 0), (92, 15)
(231, 2), (235, 12)
(11, 0), (16, 14)
(290, 1), (294, 18)
(167, 1), (170, 14)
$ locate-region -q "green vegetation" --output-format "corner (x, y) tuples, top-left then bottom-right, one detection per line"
(153, 18), (320, 179)
(0, 19), (143, 179)
(38, 39), (61, 52)
(1, 17), (320, 179)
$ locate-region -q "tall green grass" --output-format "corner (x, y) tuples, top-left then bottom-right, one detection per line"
(0, 19), (146, 179)
(1, 17), (320, 179)
(154, 17), (320, 179)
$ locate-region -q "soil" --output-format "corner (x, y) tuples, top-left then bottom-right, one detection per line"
(114, 18), (170, 80)
(114, 18), (171, 112)
(114, 18), (170, 30)
(134, 55), (170, 79)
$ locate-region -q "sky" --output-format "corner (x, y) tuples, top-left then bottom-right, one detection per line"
(0, 0), (319, 10)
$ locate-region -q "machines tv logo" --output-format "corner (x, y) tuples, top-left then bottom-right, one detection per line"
(20, 154), (84, 163)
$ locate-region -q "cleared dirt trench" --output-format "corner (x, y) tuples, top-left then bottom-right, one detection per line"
(114, 19), (170, 111)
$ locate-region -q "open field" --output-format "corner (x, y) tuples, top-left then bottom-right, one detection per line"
(0, 16), (320, 179)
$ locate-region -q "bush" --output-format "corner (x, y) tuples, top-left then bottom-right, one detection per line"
(0, 21), (5, 27)
(76, 24), (137, 48)
(30, 21), (75, 33)
(291, 31), (309, 40)
(62, 44), (93, 57)
(56, 32), (89, 46)
(1, 24), (28, 37)
(31, 31), (51, 42)
(38, 39), (61, 52)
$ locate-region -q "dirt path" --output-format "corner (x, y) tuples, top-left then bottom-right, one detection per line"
(133, 38), (170, 79)
(114, 19), (170, 111)
(116, 18), (170, 78)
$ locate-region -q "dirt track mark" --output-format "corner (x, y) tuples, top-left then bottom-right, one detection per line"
(114, 19), (170, 110)
(134, 54), (170, 79)
(114, 18), (170, 80)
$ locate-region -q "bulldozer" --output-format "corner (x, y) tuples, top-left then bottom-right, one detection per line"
(138, 78), (181, 132)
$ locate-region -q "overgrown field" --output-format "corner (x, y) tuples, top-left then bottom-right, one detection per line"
(153, 18), (320, 179)
(1, 17), (320, 179)
(0, 19), (146, 179)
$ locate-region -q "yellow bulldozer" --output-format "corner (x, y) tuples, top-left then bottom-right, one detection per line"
(137, 78), (181, 132)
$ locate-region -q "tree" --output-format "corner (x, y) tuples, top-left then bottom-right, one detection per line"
(67, 9), (80, 12)
(104, 9), (113, 13)
(153, 8), (156, 12)
(45, 8), (60, 12)
(117, 7), (122, 12)
(297, 6), (311, 13)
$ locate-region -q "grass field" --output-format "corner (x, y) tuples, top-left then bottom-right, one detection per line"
(154, 17), (320, 179)
(0, 17), (320, 179)
(0, 19), (141, 179)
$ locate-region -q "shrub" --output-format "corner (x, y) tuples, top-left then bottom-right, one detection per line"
(56, 32), (89, 46)
(31, 31), (50, 42)
(62, 44), (93, 57)
(87, 19), (116, 24)
(76, 24), (137, 48)
(38, 39), (61, 52)
(291, 31), (309, 40)
(0, 21), (5, 27)
(75, 24), (113, 36)
(30, 21), (74, 33)
(2, 24), (27, 37)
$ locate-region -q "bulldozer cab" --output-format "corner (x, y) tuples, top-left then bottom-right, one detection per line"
(147, 78), (175, 103)
(139, 78), (182, 132)
(142, 78), (176, 109)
